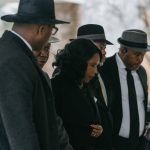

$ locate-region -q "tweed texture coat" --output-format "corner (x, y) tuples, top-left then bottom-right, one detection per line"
(0, 31), (72, 150)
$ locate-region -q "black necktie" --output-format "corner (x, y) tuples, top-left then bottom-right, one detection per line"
(126, 68), (139, 141)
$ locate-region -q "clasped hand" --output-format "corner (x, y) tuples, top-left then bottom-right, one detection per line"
(90, 124), (103, 138)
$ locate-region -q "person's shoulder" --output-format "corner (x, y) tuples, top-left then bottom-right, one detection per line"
(51, 72), (74, 92)
(51, 73), (64, 87)
(52, 67), (61, 78)
(104, 54), (116, 64)
(138, 65), (147, 78)
(43, 72), (50, 80)
(139, 65), (146, 72)
(101, 54), (116, 72)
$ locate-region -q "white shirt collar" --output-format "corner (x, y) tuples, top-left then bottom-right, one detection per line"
(116, 53), (126, 69)
(10, 30), (32, 51)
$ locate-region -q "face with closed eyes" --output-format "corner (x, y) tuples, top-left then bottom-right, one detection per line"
(33, 42), (51, 68)
(83, 53), (100, 83)
(121, 48), (145, 70)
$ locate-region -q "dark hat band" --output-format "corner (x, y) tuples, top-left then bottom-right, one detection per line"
(119, 38), (147, 48)
(77, 34), (105, 40)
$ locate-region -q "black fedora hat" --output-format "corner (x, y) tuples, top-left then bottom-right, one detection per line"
(118, 29), (150, 52)
(1, 0), (69, 24)
(70, 24), (113, 45)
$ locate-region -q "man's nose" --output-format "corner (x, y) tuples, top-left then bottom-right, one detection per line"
(40, 50), (48, 56)
(102, 49), (106, 56)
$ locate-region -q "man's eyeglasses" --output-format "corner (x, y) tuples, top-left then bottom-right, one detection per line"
(52, 26), (58, 35)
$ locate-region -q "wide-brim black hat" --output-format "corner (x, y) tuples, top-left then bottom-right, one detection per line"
(70, 24), (113, 45)
(118, 29), (150, 52)
(1, 0), (69, 24)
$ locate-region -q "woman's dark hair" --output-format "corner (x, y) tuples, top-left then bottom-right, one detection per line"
(53, 38), (102, 85)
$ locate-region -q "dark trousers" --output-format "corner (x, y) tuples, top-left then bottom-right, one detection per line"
(113, 136), (143, 150)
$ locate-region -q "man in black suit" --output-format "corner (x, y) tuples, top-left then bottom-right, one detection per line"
(101, 29), (150, 150)
(0, 0), (73, 150)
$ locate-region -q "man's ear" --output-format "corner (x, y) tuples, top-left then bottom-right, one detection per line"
(124, 47), (128, 53)
(38, 25), (45, 34)
(36, 25), (45, 34)
(119, 47), (127, 58)
(121, 47), (127, 54)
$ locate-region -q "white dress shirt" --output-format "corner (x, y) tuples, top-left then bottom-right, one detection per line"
(116, 53), (145, 138)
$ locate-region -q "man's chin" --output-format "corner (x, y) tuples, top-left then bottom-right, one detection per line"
(38, 62), (45, 68)
(128, 66), (140, 71)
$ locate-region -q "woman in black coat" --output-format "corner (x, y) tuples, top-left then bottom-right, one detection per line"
(51, 39), (107, 150)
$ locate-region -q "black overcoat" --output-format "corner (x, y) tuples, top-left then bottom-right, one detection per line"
(0, 31), (72, 150)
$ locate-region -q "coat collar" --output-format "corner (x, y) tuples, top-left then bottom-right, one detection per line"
(10, 30), (33, 51)
(2, 30), (52, 92)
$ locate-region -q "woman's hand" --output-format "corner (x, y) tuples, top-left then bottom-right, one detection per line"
(90, 124), (103, 138)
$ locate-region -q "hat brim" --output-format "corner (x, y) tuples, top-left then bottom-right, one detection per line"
(69, 38), (113, 45)
(1, 14), (69, 24)
(102, 39), (113, 45)
(118, 38), (150, 52)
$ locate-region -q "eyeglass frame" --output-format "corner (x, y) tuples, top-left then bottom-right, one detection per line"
(52, 26), (58, 35)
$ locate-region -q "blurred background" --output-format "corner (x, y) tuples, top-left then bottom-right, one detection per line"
(0, 0), (150, 107)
